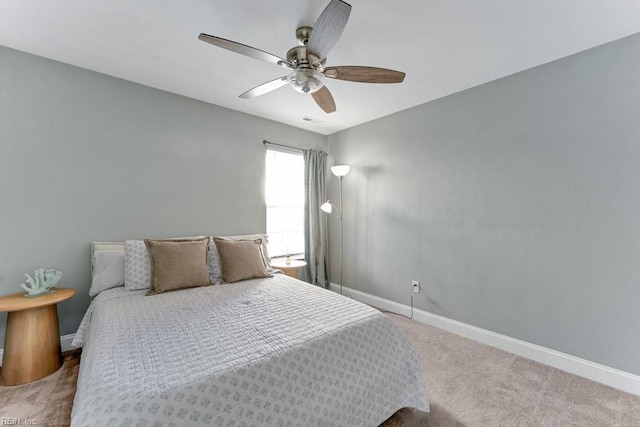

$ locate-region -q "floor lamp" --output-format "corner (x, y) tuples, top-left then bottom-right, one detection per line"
(321, 165), (350, 295)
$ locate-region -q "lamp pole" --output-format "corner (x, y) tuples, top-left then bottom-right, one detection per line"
(322, 165), (350, 296)
(338, 175), (344, 296)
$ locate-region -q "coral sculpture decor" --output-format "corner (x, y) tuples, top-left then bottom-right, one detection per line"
(20, 268), (63, 297)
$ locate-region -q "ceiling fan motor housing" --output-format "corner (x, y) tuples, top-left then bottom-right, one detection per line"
(286, 42), (327, 94)
(286, 45), (325, 70)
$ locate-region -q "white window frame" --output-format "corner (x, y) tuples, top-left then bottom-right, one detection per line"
(265, 147), (305, 258)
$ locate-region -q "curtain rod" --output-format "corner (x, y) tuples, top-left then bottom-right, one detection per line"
(263, 139), (303, 152)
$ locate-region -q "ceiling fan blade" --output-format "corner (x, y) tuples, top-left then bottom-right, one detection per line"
(306, 0), (352, 62)
(239, 76), (289, 99)
(324, 66), (406, 83)
(311, 86), (337, 113)
(199, 33), (293, 69)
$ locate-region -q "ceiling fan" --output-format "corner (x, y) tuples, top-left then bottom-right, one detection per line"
(198, 0), (405, 114)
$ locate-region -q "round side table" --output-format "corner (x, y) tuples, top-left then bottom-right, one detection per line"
(0, 287), (75, 385)
(272, 259), (307, 280)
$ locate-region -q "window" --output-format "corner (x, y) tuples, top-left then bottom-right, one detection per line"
(265, 149), (305, 257)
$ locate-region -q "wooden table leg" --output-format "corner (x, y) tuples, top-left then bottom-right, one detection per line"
(1, 304), (63, 385)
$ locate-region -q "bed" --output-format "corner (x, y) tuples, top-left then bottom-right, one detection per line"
(71, 239), (429, 426)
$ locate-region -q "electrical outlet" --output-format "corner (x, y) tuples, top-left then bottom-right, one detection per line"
(412, 280), (420, 293)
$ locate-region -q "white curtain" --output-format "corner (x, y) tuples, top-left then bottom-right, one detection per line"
(302, 149), (329, 287)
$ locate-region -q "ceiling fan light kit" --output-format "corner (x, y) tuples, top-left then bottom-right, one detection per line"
(287, 68), (326, 94)
(199, 0), (406, 113)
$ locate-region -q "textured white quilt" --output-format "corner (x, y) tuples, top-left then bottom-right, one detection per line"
(71, 275), (428, 426)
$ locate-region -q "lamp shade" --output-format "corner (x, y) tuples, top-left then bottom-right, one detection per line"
(320, 201), (333, 213)
(331, 165), (350, 177)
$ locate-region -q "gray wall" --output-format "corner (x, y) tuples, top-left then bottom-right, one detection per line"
(3, 31), (640, 376)
(327, 33), (640, 375)
(0, 46), (325, 343)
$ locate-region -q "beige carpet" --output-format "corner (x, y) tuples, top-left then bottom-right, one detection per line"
(1, 315), (639, 426)
(386, 313), (640, 426)
(0, 350), (80, 426)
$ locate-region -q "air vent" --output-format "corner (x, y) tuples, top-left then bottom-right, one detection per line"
(299, 116), (323, 124)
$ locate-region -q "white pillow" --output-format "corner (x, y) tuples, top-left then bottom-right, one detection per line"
(90, 250), (125, 296)
(124, 240), (152, 291)
(208, 234), (273, 282)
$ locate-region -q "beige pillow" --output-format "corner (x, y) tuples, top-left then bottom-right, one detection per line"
(214, 238), (271, 283)
(145, 237), (211, 295)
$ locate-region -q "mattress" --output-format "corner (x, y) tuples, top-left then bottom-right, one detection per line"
(71, 275), (428, 426)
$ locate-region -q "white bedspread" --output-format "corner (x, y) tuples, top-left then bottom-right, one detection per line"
(71, 275), (428, 426)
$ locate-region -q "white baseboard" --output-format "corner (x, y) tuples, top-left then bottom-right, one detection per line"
(330, 283), (640, 397)
(61, 334), (76, 352)
(0, 334), (76, 367)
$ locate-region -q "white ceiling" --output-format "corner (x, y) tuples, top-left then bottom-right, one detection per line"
(1, 1), (639, 135)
